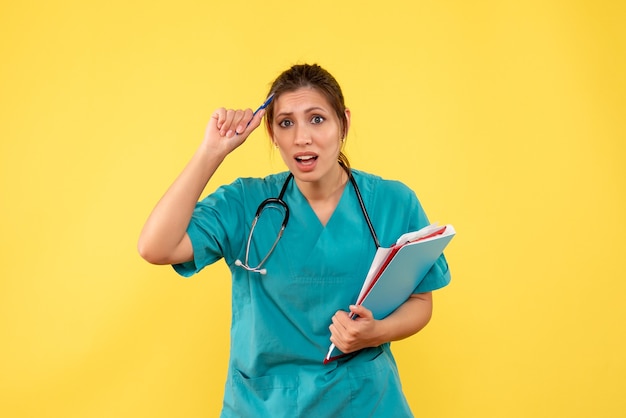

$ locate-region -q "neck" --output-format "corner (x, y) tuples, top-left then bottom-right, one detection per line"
(296, 163), (348, 203)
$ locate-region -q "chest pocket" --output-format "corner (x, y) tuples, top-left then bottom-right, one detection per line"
(291, 228), (370, 281)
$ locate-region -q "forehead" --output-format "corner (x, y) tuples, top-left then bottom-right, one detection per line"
(274, 87), (332, 113)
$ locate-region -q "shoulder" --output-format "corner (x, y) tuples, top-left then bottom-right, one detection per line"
(209, 171), (291, 197)
(351, 169), (428, 244)
(234, 171), (291, 192)
(195, 172), (291, 213)
(351, 169), (417, 201)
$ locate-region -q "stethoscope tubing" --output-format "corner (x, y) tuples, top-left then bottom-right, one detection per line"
(236, 167), (379, 274)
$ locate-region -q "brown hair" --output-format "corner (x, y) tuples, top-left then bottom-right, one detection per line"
(264, 64), (350, 169)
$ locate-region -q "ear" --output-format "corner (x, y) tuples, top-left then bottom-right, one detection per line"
(343, 108), (351, 138)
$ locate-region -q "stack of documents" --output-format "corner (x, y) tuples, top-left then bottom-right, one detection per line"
(324, 223), (456, 363)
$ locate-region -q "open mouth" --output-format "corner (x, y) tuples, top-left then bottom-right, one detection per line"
(295, 155), (318, 165)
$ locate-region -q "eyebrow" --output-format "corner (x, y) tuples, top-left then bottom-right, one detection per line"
(275, 106), (328, 118)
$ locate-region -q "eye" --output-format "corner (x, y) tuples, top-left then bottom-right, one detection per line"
(278, 119), (293, 128)
(311, 115), (325, 124)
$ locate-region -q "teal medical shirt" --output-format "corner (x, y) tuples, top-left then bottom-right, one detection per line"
(174, 169), (450, 417)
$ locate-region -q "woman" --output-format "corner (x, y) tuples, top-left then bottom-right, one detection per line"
(138, 63), (450, 417)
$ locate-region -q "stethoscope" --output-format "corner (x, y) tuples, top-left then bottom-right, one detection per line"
(235, 164), (380, 274)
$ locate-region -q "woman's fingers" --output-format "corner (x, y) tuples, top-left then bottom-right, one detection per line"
(213, 108), (256, 138)
(241, 108), (265, 136)
(206, 107), (264, 156)
(222, 109), (236, 137)
(234, 108), (254, 135)
(211, 108), (226, 131)
(329, 306), (380, 353)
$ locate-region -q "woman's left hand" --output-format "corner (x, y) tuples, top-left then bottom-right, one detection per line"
(329, 304), (383, 354)
(328, 292), (433, 354)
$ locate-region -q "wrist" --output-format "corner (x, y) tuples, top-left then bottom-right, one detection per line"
(373, 319), (392, 346)
(194, 142), (228, 170)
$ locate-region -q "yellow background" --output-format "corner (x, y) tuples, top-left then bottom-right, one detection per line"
(1, 0), (624, 417)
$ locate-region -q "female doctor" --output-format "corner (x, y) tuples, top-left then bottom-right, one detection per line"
(138, 63), (450, 417)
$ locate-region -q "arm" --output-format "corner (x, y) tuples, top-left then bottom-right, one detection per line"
(329, 292), (433, 354)
(137, 107), (264, 265)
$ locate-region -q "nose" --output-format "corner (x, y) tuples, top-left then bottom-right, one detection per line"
(293, 124), (312, 145)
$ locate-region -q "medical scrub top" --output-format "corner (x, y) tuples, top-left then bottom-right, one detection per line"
(174, 169), (450, 418)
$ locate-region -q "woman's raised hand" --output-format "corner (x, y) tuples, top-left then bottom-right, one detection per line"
(203, 107), (266, 156)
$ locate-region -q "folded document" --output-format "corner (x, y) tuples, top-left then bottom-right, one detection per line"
(324, 223), (456, 363)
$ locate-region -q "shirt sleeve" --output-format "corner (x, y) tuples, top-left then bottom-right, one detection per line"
(404, 187), (452, 294)
(413, 253), (451, 293)
(172, 180), (245, 277)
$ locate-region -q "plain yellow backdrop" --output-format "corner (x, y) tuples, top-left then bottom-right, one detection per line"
(1, 0), (624, 417)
